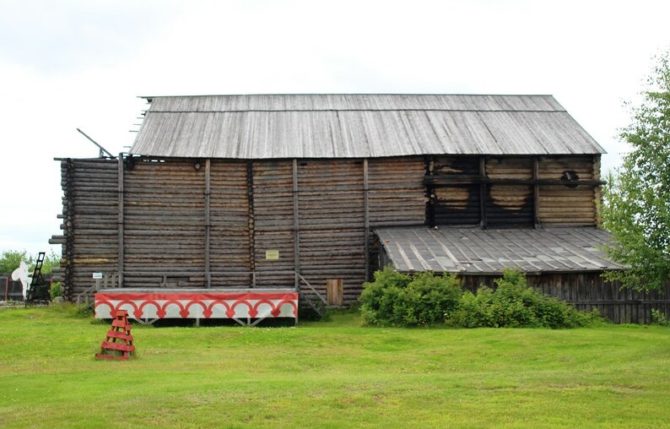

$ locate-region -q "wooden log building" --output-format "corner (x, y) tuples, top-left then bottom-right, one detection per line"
(52, 94), (669, 323)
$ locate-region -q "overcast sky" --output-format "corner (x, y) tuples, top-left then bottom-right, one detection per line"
(1, 0), (669, 256)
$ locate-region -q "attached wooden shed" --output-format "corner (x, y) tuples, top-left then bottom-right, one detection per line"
(54, 93), (627, 314)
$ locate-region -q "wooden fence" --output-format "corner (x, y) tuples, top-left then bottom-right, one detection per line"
(463, 273), (670, 324)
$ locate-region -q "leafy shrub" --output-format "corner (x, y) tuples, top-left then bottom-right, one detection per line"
(50, 281), (62, 299)
(361, 267), (599, 328)
(651, 309), (669, 326)
(446, 269), (598, 328)
(360, 267), (461, 326)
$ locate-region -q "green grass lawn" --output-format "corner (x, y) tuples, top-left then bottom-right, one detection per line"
(0, 306), (669, 429)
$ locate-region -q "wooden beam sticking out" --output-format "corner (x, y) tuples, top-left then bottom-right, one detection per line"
(363, 158), (370, 281)
(424, 176), (605, 186)
(117, 154), (124, 288)
(205, 159), (211, 288)
(479, 156), (487, 229)
(533, 157), (540, 229)
(292, 159), (301, 291)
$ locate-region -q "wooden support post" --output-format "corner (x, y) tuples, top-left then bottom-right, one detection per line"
(205, 159), (211, 288)
(533, 157), (540, 228)
(117, 154), (124, 288)
(63, 159), (75, 300)
(594, 155), (602, 227)
(292, 159), (301, 291)
(425, 156), (435, 227)
(247, 161), (255, 287)
(479, 156), (487, 229)
(363, 158), (370, 281)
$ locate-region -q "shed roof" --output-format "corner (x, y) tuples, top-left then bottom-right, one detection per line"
(375, 227), (623, 275)
(130, 94), (605, 159)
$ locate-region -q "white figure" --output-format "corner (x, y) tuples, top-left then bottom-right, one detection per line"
(11, 261), (32, 300)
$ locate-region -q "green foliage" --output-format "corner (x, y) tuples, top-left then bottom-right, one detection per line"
(50, 281), (62, 299)
(38, 250), (61, 276)
(363, 268), (597, 329)
(447, 269), (597, 328)
(651, 309), (670, 326)
(361, 268), (599, 328)
(0, 250), (61, 276)
(602, 51), (670, 291)
(359, 267), (461, 326)
(0, 250), (31, 274)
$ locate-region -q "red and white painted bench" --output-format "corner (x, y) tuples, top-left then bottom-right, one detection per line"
(95, 288), (299, 325)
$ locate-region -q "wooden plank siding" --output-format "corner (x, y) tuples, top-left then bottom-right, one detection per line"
(57, 154), (600, 303)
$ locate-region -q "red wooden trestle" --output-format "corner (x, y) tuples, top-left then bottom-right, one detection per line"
(95, 309), (135, 360)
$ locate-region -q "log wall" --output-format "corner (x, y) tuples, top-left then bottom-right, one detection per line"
(55, 154), (600, 303)
(486, 157), (534, 227)
(124, 160), (205, 288)
(426, 155), (600, 227)
(252, 160), (295, 288)
(537, 156), (596, 225)
(58, 159), (119, 299)
(210, 160), (250, 287)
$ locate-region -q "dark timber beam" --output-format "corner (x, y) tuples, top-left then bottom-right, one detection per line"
(594, 154), (603, 227)
(363, 158), (370, 280)
(479, 156), (487, 229)
(247, 161), (255, 287)
(533, 157), (540, 229)
(424, 176), (605, 186)
(292, 159), (301, 291)
(117, 153), (124, 288)
(425, 157), (435, 227)
(204, 159), (211, 288)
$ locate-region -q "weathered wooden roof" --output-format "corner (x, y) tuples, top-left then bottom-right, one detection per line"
(375, 227), (623, 274)
(130, 94), (605, 159)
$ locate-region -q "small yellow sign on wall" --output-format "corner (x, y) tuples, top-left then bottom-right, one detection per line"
(265, 250), (280, 260)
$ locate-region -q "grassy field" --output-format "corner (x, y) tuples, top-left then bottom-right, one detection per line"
(0, 306), (669, 428)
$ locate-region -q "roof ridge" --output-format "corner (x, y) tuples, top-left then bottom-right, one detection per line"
(147, 108), (567, 113)
(140, 93), (557, 99)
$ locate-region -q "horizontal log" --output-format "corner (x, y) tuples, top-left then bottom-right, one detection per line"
(425, 175), (604, 186)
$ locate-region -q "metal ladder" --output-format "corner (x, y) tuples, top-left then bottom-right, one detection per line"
(26, 252), (50, 304)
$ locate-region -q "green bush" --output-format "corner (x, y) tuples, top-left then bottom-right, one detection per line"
(651, 309), (669, 326)
(50, 281), (62, 299)
(360, 267), (461, 326)
(361, 267), (599, 328)
(446, 269), (598, 328)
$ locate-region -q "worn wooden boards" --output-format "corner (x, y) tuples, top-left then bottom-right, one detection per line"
(55, 154), (600, 303)
(58, 159), (118, 299)
(56, 156), (426, 302)
(427, 155), (599, 227)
